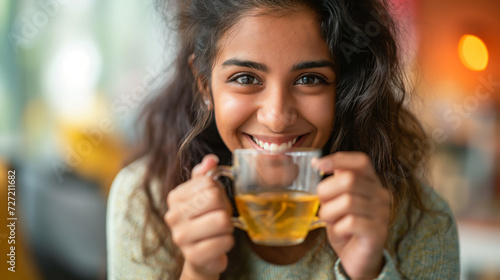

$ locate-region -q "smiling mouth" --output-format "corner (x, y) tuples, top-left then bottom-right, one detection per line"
(250, 135), (303, 152)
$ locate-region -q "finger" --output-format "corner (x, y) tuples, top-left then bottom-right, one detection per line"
(183, 234), (235, 269)
(192, 154), (219, 178)
(204, 255), (229, 276)
(171, 209), (233, 246)
(166, 183), (231, 226)
(327, 215), (388, 242)
(184, 254), (229, 277)
(167, 174), (225, 207)
(316, 172), (378, 202)
(318, 193), (379, 224)
(312, 152), (377, 179)
(167, 154), (220, 208)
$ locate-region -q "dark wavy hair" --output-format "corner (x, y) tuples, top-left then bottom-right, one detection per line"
(131, 0), (432, 278)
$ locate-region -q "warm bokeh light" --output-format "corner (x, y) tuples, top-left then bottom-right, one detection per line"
(42, 39), (102, 121)
(458, 34), (489, 71)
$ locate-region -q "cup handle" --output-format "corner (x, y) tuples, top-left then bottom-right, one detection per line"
(232, 217), (247, 231)
(207, 166), (248, 230)
(309, 216), (326, 230)
(207, 165), (233, 181)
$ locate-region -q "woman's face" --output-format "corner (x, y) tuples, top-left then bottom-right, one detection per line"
(210, 9), (336, 152)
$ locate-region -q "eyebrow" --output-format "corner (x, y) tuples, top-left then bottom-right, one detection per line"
(291, 60), (335, 72)
(222, 59), (268, 72)
(221, 58), (334, 72)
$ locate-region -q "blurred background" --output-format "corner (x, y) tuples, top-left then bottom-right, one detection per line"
(0, 0), (499, 279)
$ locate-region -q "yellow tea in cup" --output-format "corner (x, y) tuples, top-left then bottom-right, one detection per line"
(235, 189), (320, 245)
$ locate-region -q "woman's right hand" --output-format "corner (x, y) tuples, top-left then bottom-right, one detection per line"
(164, 155), (235, 280)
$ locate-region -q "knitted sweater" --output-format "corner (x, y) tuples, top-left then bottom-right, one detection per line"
(107, 159), (460, 279)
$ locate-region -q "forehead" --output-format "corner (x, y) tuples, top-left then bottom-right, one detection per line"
(214, 9), (331, 67)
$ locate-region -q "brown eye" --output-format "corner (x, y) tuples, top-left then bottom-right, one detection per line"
(301, 76), (315, 84)
(230, 74), (261, 85)
(295, 74), (327, 86)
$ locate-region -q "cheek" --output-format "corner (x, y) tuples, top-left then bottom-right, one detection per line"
(304, 97), (335, 129)
(300, 96), (335, 143)
(214, 94), (255, 136)
(318, 104), (335, 130)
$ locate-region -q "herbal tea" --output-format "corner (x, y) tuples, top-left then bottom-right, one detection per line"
(235, 189), (320, 246)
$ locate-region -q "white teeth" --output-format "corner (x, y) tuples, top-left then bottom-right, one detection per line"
(270, 143), (279, 152)
(252, 137), (299, 152)
(278, 142), (288, 152)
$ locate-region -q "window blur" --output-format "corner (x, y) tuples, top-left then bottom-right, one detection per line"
(1, 1), (166, 279)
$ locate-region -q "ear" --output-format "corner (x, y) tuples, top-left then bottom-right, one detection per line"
(188, 53), (196, 73)
(189, 54), (212, 109)
(200, 83), (213, 110)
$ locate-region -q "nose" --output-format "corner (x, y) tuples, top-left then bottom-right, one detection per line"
(257, 85), (297, 132)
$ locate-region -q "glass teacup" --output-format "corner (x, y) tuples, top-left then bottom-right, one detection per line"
(210, 148), (325, 246)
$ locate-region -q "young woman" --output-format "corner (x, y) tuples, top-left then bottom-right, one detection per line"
(107, 0), (460, 279)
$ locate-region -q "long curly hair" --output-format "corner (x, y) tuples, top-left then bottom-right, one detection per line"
(130, 0), (432, 278)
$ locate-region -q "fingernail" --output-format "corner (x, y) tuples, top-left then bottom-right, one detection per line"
(205, 154), (219, 164)
(311, 157), (318, 167)
(192, 164), (201, 174)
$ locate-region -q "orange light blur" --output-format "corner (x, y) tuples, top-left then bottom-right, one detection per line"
(458, 34), (489, 71)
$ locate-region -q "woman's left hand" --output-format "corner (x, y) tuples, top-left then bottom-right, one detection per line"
(312, 152), (391, 280)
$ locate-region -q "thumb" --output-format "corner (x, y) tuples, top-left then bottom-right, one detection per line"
(191, 154), (219, 178)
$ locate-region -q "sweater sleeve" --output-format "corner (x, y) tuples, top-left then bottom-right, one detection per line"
(333, 186), (460, 280)
(334, 250), (401, 280)
(106, 160), (175, 280)
(394, 186), (460, 279)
